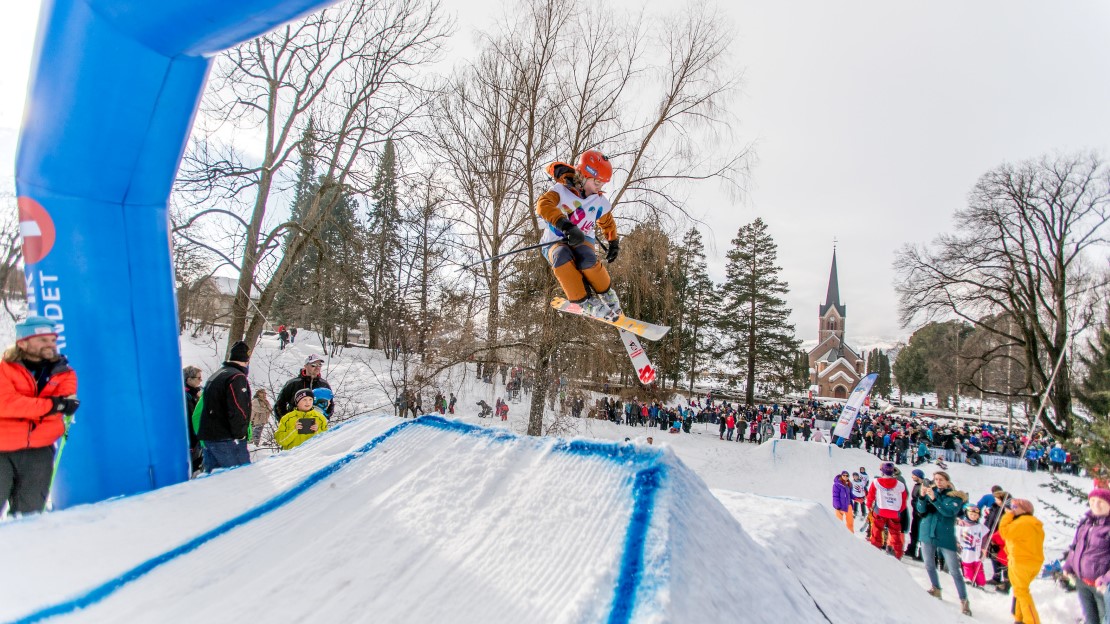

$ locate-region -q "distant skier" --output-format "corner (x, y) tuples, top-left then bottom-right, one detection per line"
(536, 151), (622, 320)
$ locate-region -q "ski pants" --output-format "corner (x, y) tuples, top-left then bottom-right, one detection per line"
(906, 511), (923, 559)
(852, 497), (866, 517)
(961, 561), (987, 587)
(1010, 560), (1042, 623)
(922, 543), (967, 600)
(835, 509), (854, 532)
(545, 241), (610, 302)
(869, 515), (903, 559)
(1076, 581), (1110, 624)
(0, 446), (56, 516)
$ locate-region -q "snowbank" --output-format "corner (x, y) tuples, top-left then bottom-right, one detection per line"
(2, 415), (843, 623)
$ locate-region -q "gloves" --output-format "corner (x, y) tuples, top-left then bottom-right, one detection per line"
(606, 237), (620, 263)
(52, 397), (81, 416)
(555, 217), (586, 246)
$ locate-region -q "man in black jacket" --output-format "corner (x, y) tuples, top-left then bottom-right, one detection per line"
(273, 354), (334, 421)
(197, 341), (252, 471)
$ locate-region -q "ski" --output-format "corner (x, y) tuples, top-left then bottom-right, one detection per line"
(620, 329), (658, 384)
(550, 297), (670, 341)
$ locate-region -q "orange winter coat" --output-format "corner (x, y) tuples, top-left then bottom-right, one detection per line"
(0, 357), (78, 451)
(999, 512), (1045, 569)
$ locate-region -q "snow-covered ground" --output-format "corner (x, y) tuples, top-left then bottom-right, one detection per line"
(0, 327), (1095, 623)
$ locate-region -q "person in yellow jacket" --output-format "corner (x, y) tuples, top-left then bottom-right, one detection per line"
(999, 498), (1045, 624)
(276, 389), (328, 451)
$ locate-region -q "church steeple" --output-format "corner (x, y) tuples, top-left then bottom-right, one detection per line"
(819, 250), (846, 318)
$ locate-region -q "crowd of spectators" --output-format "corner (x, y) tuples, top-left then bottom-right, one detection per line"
(841, 409), (1079, 475)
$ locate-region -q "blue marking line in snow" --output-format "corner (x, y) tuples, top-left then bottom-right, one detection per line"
(9, 419), (417, 624)
(608, 465), (665, 624)
(414, 415), (667, 624)
(10, 415), (666, 624)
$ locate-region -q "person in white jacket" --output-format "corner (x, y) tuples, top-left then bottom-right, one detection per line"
(956, 505), (991, 587)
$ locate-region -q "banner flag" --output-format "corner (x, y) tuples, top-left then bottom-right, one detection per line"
(832, 373), (879, 440)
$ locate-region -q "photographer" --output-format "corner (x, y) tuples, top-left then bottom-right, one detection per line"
(905, 469), (929, 560)
(917, 470), (973, 616)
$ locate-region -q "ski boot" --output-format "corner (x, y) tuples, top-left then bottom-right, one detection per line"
(598, 289), (623, 318)
(580, 296), (617, 321)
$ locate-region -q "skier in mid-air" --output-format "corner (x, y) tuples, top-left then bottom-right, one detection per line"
(536, 150), (622, 320)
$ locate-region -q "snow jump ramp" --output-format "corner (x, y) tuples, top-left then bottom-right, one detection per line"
(1, 416), (826, 623)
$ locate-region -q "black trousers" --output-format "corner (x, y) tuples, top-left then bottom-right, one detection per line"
(0, 446), (56, 516)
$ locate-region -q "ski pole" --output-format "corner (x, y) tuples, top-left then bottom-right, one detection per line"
(45, 413), (74, 511)
(461, 240), (558, 270)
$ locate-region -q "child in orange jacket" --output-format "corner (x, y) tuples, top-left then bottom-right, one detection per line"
(536, 151), (622, 320)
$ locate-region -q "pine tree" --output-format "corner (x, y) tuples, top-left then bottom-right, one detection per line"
(367, 137), (401, 350)
(309, 181), (366, 351)
(1076, 304), (1110, 475)
(876, 351), (892, 397)
(668, 228), (719, 392)
(716, 218), (801, 405)
(273, 122), (320, 324)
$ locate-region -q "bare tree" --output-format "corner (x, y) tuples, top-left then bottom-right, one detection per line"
(896, 153), (1110, 438)
(520, 0), (751, 435)
(175, 0), (451, 356)
(0, 193), (25, 320)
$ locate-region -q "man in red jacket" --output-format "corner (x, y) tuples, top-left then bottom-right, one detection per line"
(0, 316), (79, 516)
(866, 461), (908, 559)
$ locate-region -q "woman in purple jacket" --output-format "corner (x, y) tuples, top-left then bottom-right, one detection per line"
(1064, 488), (1110, 624)
(832, 471), (854, 532)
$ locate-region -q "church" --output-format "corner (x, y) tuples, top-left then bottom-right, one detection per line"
(808, 251), (864, 399)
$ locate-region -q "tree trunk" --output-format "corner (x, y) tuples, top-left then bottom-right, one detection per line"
(226, 166), (275, 355)
(527, 305), (557, 436)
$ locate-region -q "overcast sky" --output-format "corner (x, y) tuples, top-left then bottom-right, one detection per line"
(3, 0), (1109, 346)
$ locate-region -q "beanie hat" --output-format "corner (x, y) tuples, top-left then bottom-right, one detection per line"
(1011, 498), (1034, 515)
(880, 462), (896, 476)
(15, 315), (57, 341)
(295, 388), (315, 404)
(1089, 489), (1110, 506)
(911, 469), (925, 479)
(229, 340), (250, 362)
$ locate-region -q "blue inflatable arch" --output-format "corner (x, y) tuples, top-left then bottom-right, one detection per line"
(17, 0), (337, 508)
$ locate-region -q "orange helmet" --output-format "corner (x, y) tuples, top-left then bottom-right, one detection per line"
(576, 150), (612, 183)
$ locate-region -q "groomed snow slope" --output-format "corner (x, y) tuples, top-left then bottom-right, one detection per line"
(0, 415), (866, 624)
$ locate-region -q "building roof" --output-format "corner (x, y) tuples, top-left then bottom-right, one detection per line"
(817, 357), (859, 379)
(819, 251), (847, 318)
(809, 333), (862, 364)
(203, 275), (260, 300)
